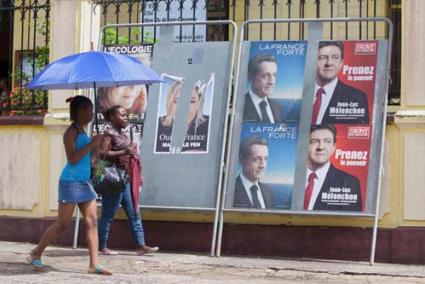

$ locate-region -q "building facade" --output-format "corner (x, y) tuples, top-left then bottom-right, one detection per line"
(2, 0), (425, 264)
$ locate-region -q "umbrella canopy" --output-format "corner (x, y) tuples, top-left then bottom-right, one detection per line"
(26, 50), (162, 90)
(25, 50), (162, 132)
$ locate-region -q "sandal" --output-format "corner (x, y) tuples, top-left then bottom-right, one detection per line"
(88, 265), (113, 276)
(136, 245), (159, 255)
(26, 255), (44, 270)
(99, 248), (118, 256)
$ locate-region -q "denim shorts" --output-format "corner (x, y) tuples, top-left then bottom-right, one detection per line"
(58, 180), (97, 204)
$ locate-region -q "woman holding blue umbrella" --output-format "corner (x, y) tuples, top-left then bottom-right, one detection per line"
(25, 50), (162, 272)
(28, 96), (112, 275)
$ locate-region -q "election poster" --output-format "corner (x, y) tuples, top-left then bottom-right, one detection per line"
(305, 40), (379, 212)
(242, 40), (307, 123)
(228, 40), (307, 210)
(142, 0), (206, 43)
(154, 72), (214, 154)
(94, 44), (154, 144)
(232, 122), (298, 210)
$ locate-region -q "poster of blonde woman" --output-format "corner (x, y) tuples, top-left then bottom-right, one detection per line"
(98, 44), (153, 121)
(93, 44), (154, 146)
(97, 84), (147, 118)
(154, 73), (215, 153)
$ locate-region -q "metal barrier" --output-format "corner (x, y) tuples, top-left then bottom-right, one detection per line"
(73, 20), (237, 257)
(72, 18), (393, 265)
(216, 17), (393, 265)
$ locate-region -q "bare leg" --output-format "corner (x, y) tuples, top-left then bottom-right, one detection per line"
(78, 200), (99, 268)
(79, 200), (111, 275)
(31, 203), (76, 259)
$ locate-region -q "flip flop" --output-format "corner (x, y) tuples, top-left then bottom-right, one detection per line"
(99, 248), (118, 256)
(26, 255), (43, 270)
(88, 265), (113, 276)
(136, 246), (159, 255)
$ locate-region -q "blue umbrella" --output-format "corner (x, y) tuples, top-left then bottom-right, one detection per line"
(26, 50), (163, 130)
(26, 50), (162, 89)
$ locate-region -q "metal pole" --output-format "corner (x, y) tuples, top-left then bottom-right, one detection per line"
(216, 19), (247, 257)
(72, 209), (80, 249)
(93, 82), (99, 133)
(211, 21), (238, 257)
(370, 18), (394, 266)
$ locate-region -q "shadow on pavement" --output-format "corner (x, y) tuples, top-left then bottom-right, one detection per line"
(0, 261), (52, 275)
(44, 249), (87, 257)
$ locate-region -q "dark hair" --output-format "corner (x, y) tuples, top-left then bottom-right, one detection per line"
(239, 136), (268, 161)
(318, 41), (344, 59)
(67, 95), (93, 121)
(103, 105), (122, 122)
(248, 54), (277, 78)
(310, 124), (337, 144)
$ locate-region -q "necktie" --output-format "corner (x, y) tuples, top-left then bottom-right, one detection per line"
(250, 184), (261, 208)
(303, 172), (317, 210)
(259, 100), (271, 123)
(312, 87), (324, 124)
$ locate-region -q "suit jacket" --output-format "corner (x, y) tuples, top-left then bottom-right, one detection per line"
(233, 175), (275, 209)
(312, 165), (362, 211)
(320, 80), (369, 125)
(243, 92), (284, 123)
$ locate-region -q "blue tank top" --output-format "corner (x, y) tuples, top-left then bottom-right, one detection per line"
(60, 124), (92, 182)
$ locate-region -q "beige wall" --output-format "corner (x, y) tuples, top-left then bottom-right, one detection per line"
(404, 133), (425, 220)
(404, 0), (425, 106)
(392, 0), (425, 224)
(0, 131), (40, 210)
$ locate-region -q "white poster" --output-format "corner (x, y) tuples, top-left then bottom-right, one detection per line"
(154, 72), (215, 154)
(142, 0), (206, 43)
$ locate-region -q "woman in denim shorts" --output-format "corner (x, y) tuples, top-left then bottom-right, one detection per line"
(27, 96), (112, 275)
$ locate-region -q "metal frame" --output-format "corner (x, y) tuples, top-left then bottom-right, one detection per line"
(216, 17), (393, 266)
(72, 20), (237, 257)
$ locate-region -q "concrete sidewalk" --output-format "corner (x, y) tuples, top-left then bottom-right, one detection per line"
(1, 241), (425, 283)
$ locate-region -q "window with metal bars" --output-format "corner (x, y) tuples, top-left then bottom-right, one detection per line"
(0, 0), (50, 116)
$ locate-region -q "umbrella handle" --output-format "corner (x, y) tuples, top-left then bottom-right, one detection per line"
(93, 83), (99, 133)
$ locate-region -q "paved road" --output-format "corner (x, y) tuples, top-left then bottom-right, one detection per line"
(1, 241), (425, 283)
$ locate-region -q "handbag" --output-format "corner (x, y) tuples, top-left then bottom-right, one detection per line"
(92, 159), (126, 195)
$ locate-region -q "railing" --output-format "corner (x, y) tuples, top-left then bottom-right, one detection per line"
(0, 0), (400, 116)
(0, 0), (50, 116)
(95, 0), (400, 105)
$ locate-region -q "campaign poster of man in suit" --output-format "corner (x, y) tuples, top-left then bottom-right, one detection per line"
(311, 41), (371, 125)
(243, 41), (307, 123)
(233, 136), (275, 209)
(232, 123), (298, 209)
(304, 124), (362, 211)
(243, 54), (283, 123)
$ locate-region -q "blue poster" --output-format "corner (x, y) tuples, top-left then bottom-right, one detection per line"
(234, 123), (298, 209)
(242, 40), (307, 123)
(231, 41), (306, 210)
